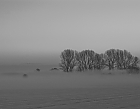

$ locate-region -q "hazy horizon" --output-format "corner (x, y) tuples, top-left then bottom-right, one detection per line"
(0, 50), (140, 65)
(1, 0), (140, 65)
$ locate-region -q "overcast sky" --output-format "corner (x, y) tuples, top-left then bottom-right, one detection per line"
(0, 0), (140, 64)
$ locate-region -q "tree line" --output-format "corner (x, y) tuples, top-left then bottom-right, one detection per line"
(59, 49), (140, 72)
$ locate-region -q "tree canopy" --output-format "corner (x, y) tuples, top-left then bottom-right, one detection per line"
(59, 49), (140, 73)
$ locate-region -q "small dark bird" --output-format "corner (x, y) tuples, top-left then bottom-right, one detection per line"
(36, 68), (40, 71)
(23, 74), (28, 77)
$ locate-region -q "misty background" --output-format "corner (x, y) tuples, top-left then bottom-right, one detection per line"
(0, 0), (140, 65)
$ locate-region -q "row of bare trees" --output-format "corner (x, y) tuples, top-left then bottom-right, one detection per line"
(59, 49), (140, 72)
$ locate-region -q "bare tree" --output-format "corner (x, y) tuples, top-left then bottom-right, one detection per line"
(94, 53), (105, 70)
(115, 50), (126, 69)
(126, 56), (140, 74)
(75, 50), (96, 71)
(59, 49), (76, 72)
(59, 49), (140, 73)
(104, 49), (117, 70)
(115, 49), (136, 69)
(131, 56), (139, 67)
(121, 50), (134, 69)
(115, 49), (122, 69)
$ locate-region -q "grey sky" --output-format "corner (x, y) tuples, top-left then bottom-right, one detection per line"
(0, 0), (140, 64)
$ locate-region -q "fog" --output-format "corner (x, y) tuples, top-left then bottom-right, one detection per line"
(0, 53), (60, 65)
(1, 0), (140, 61)
(0, 70), (140, 90)
(0, 52), (139, 66)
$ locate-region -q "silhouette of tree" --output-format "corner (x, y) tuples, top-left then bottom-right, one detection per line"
(75, 50), (95, 71)
(126, 56), (140, 74)
(94, 53), (105, 70)
(59, 49), (77, 72)
(59, 49), (140, 73)
(121, 50), (133, 69)
(129, 56), (139, 67)
(115, 49), (135, 69)
(104, 49), (117, 70)
(115, 49), (124, 69)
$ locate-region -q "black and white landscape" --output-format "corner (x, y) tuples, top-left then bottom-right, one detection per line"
(0, 0), (140, 109)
